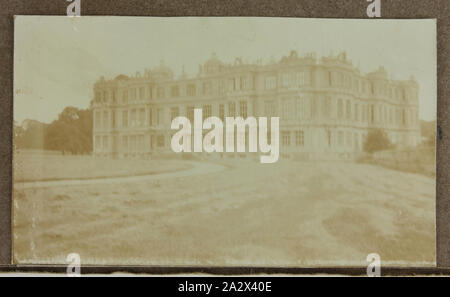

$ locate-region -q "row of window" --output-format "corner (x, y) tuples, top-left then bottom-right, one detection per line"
(271, 97), (418, 126)
(94, 77), (253, 104)
(95, 99), (417, 132)
(265, 72), (309, 90)
(96, 129), (417, 153)
(280, 130), (362, 149)
(328, 71), (415, 101)
(94, 101), (250, 130)
(281, 130), (305, 146)
(95, 87), (148, 104)
(95, 134), (166, 152)
(95, 70), (416, 105)
(94, 72), (311, 104)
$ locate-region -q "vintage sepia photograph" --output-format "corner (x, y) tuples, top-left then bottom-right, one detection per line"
(13, 16), (436, 267)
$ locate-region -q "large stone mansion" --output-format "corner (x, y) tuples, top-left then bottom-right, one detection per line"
(92, 50), (421, 159)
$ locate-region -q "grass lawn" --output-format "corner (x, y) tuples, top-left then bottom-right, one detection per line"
(12, 155), (435, 267)
(13, 151), (192, 182)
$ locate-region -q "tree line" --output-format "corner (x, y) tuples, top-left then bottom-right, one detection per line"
(14, 105), (435, 156)
(14, 107), (93, 155)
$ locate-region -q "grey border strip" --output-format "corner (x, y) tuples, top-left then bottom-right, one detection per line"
(1, 0), (449, 272)
(1, 265), (450, 276)
(0, 0), (13, 265)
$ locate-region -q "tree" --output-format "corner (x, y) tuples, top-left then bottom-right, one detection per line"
(14, 120), (47, 150)
(420, 120), (436, 147)
(45, 107), (93, 154)
(363, 129), (393, 154)
(15, 107), (93, 154)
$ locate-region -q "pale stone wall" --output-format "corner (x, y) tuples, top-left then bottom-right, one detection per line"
(92, 51), (421, 159)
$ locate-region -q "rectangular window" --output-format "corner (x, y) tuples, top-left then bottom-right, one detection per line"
(219, 104), (225, 121)
(240, 76), (249, 90)
(122, 136), (128, 151)
(346, 132), (352, 147)
(171, 86), (179, 97)
(102, 135), (108, 150)
(239, 101), (248, 118)
(150, 135), (154, 149)
(326, 97), (332, 118)
(346, 100), (351, 120)
(122, 90), (128, 103)
(130, 109), (137, 126)
(265, 76), (277, 90)
(282, 131), (291, 146)
(171, 107), (180, 121)
(311, 99), (317, 118)
(203, 105), (212, 119)
(148, 108), (153, 126)
(139, 87), (145, 100)
(218, 80), (226, 95)
(202, 81), (212, 95)
(297, 72), (306, 86)
(138, 135), (144, 151)
(337, 73), (343, 86)
(157, 135), (164, 147)
(95, 136), (101, 150)
(370, 105), (375, 123)
(157, 108), (163, 125)
(130, 135), (136, 152)
(282, 99), (295, 120)
(281, 73), (289, 88)
(362, 105), (367, 122)
(337, 99), (344, 119)
(296, 97), (303, 119)
(187, 106), (195, 123)
(265, 100), (276, 117)
(102, 111), (108, 128)
(229, 78), (236, 91)
(95, 111), (101, 129)
(157, 87), (165, 99)
(130, 88), (137, 100)
(95, 92), (101, 103)
(187, 84), (196, 96)
(112, 111), (115, 128)
(338, 131), (344, 146)
(122, 110), (128, 127)
(228, 102), (236, 117)
(295, 130), (304, 146)
(139, 108), (145, 126)
(320, 97), (329, 119)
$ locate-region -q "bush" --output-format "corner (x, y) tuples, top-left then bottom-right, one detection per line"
(363, 129), (393, 154)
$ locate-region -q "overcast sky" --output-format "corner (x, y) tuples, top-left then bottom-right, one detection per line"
(14, 16), (436, 123)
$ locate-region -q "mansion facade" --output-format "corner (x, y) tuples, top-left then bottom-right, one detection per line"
(92, 51), (421, 159)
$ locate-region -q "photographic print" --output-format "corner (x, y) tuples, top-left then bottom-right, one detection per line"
(13, 16), (436, 267)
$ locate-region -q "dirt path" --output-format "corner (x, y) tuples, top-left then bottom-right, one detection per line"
(14, 161), (227, 189)
(13, 161), (435, 266)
